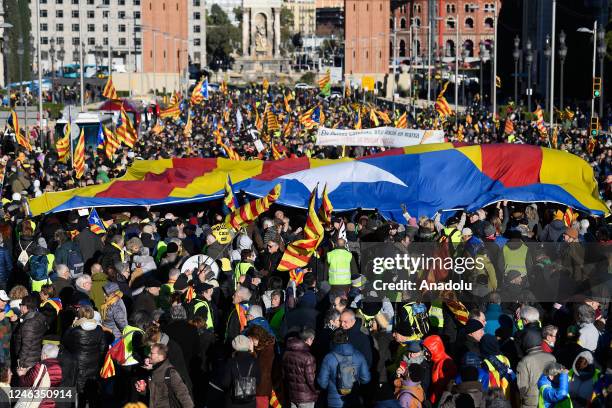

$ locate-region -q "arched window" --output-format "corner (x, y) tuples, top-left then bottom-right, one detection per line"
(399, 39), (406, 57)
(446, 40), (455, 57)
(484, 17), (494, 28)
(463, 39), (474, 57)
(400, 18), (407, 29)
(446, 17), (455, 29)
(465, 17), (474, 29)
(415, 17), (421, 27)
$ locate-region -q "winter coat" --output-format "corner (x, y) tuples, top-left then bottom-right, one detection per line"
(568, 350), (599, 407)
(52, 276), (74, 305)
(158, 332), (193, 393)
(76, 229), (103, 264)
(100, 242), (123, 270)
(61, 318), (107, 393)
(317, 343), (371, 408)
(577, 323), (599, 352)
(484, 303), (504, 336)
(90, 271), (108, 310)
(19, 358), (62, 408)
(537, 372), (569, 408)
(282, 337), (318, 403)
(422, 335), (457, 405)
(222, 351), (261, 408)
(539, 219), (566, 242)
(53, 241), (81, 269)
(254, 340), (275, 398)
(516, 347), (556, 408)
(0, 317), (11, 365)
(439, 380), (485, 408)
(279, 303), (318, 339)
(149, 359), (194, 408)
(131, 290), (158, 317)
(131, 247), (157, 273)
(102, 297), (128, 340)
(0, 245), (12, 286)
(13, 310), (48, 368)
(345, 318), (373, 367)
(165, 319), (200, 371)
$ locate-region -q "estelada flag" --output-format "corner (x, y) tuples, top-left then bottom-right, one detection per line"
(395, 112), (407, 128)
(102, 76), (119, 100)
(103, 125), (120, 159)
(318, 183), (333, 225)
(56, 123), (71, 162)
(563, 207), (577, 227)
(116, 108), (137, 148)
(74, 128), (85, 179)
(224, 175), (237, 212)
(226, 184), (281, 231)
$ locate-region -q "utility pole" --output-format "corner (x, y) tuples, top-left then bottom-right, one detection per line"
(549, 0), (556, 135)
(591, 20), (597, 122)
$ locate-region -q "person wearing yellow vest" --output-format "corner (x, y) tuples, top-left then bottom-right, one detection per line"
(158, 268), (180, 311)
(190, 282), (216, 330)
(326, 238), (357, 293)
(434, 212), (465, 254)
(233, 249), (256, 291)
(226, 285), (251, 343)
(502, 230), (530, 277)
(121, 323), (146, 366)
(537, 362), (571, 408)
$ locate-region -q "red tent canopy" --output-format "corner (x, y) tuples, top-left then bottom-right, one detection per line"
(98, 98), (141, 113)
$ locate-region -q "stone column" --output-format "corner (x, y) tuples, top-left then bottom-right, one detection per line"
(242, 8), (250, 57)
(274, 7), (281, 58)
(250, 10), (257, 57)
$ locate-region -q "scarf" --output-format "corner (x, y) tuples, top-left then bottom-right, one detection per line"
(100, 291), (123, 321)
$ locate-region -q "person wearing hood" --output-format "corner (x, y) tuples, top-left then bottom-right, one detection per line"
(317, 328), (370, 408)
(61, 305), (107, 407)
(516, 329), (556, 407)
(568, 350), (601, 407)
(539, 210), (568, 242)
(339, 309), (372, 367)
(480, 334), (515, 400)
(439, 366), (485, 408)
(422, 334), (457, 405)
(537, 362), (570, 408)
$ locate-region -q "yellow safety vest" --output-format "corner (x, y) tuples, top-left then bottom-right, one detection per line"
(122, 325), (145, 366)
(443, 227), (462, 244)
(429, 301), (444, 329)
(233, 262), (253, 289)
(155, 241), (167, 263)
(327, 249), (352, 285)
(400, 303), (427, 341)
(503, 243), (528, 276)
(193, 299), (214, 329)
(538, 384), (573, 408)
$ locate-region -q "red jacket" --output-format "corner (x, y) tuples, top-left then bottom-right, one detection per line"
(20, 358), (63, 408)
(541, 340), (553, 353)
(422, 335), (457, 404)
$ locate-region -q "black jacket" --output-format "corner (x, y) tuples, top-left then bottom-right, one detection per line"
(222, 351), (261, 408)
(13, 310), (48, 368)
(76, 229), (104, 264)
(61, 320), (107, 392)
(346, 319), (373, 368)
(165, 320), (200, 371)
(279, 304), (319, 340)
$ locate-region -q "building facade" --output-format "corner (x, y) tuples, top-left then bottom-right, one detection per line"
(284, 0), (316, 36)
(391, 0), (501, 63)
(315, 0), (342, 36)
(141, 0), (188, 73)
(188, 0), (206, 68)
(344, 0), (390, 76)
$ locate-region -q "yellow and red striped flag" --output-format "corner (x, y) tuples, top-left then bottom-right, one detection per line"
(224, 176), (237, 212)
(221, 143), (242, 161)
(267, 109), (280, 132)
(100, 352), (115, 379)
(74, 128), (85, 179)
(354, 109), (362, 129)
(457, 124), (465, 142)
(226, 184), (281, 231)
(103, 125), (120, 159)
(318, 183), (333, 225)
(159, 104), (181, 119)
(117, 108), (137, 148)
(220, 79), (228, 95)
(563, 207), (577, 227)
(183, 110), (193, 138)
(8, 110), (20, 141)
(56, 123), (71, 162)
(534, 105), (547, 137)
(262, 78), (269, 93)
(369, 108), (380, 126)
(170, 91), (180, 106)
(270, 390), (282, 408)
(318, 70), (331, 96)
(102, 76), (119, 100)
(255, 107), (263, 131)
(271, 144), (286, 160)
(395, 112), (407, 128)
(504, 118), (514, 135)
(282, 118), (294, 138)
(376, 109), (392, 125)
(435, 82), (453, 118)
(278, 188), (324, 271)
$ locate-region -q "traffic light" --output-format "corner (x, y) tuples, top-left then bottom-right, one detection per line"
(590, 117), (599, 137)
(593, 77), (602, 98)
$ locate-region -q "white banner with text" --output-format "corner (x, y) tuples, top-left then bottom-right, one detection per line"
(315, 127), (445, 147)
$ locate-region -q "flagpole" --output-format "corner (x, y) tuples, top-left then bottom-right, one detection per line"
(548, 0), (556, 147)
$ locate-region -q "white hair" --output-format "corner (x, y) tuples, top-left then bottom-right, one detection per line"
(247, 305), (263, 319)
(520, 305), (540, 323)
(75, 274), (92, 289)
(55, 264), (70, 277)
(262, 218), (274, 229)
(42, 344), (59, 359)
(237, 286), (252, 302)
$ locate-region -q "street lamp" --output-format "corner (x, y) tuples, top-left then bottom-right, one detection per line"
(57, 45), (65, 104)
(17, 38), (25, 132)
(461, 45), (469, 107)
(512, 36), (520, 105)
(597, 28), (606, 118)
(0, 22), (13, 105)
(49, 38), (56, 103)
(558, 30), (567, 110)
(544, 34), (552, 112)
(479, 41), (486, 109)
(525, 38), (533, 112)
(577, 22), (598, 122)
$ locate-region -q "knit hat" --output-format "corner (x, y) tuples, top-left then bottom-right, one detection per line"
(103, 282), (119, 295)
(464, 319), (484, 335)
(232, 335), (251, 352)
(479, 334), (501, 357)
(173, 274), (189, 291)
(404, 341), (422, 353)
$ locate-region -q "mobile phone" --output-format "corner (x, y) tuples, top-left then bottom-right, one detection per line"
(399, 361), (407, 371)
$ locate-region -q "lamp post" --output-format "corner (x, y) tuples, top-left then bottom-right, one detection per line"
(35, 0), (43, 133)
(17, 38), (25, 132)
(512, 36), (520, 105)
(558, 30), (567, 110)
(479, 41), (486, 109)
(461, 45), (468, 106)
(57, 45), (65, 104)
(0, 22), (13, 104)
(525, 38), (533, 112)
(49, 39), (56, 103)
(544, 35), (551, 113)
(577, 22), (598, 122)
(597, 28), (606, 119)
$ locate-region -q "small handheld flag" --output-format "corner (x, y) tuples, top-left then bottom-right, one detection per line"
(88, 208), (107, 234)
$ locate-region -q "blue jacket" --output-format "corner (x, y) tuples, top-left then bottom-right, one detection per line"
(537, 372), (569, 408)
(484, 303), (504, 336)
(455, 367), (490, 391)
(244, 316), (275, 338)
(317, 343), (371, 408)
(0, 246), (13, 286)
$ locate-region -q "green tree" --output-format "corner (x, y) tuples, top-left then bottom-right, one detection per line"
(4, 0), (33, 84)
(280, 6), (295, 54)
(206, 4), (241, 63)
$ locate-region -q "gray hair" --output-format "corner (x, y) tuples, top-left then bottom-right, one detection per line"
(41, 344), (59, 359)
(519, 306), (540, 323)
(247, 305), (263, 319)
(262, 218), (274, 229)
(575, 304), (595, 325)
(299, 327), (316, 342)
(325, 309), (341, 329)
(75, 274), (92, 289)
(543, 362), (564, 377)
(170, 304), (187, 320)
(168, 268), (181, 280)
(341, 309), (356, 321)
(237, 286), (252, 302)
(542, 325), (558, 338)
(55, 264), (70, 277)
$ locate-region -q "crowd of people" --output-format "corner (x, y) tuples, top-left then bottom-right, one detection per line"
(0, 83), (608, 408)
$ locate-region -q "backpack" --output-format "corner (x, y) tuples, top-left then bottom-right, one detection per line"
(402, 302), (430, 338)
(29, 255), (49, 281)
(17, 241), (32, 267)
(333, 352), (357, 396)
(399, 387), (431, 408)
(163, 367), (182, 408)
(66, 245), (84, 276)
(232, 361), (256, 402)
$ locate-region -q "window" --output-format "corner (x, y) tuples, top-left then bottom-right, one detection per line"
(119, 38), (126, 46)
(446, 17), (455, 29)
(134, 26), (141, 32)
(119, 0), (126, 5)
(118, 11), (126, 19)
(193, 38), (201, 46)
(134, 11), (140, 19)
(72, 37), (80, 45)
(193, 25), (200, 33)
(71, 10), (79, 18)
(40, 9), (48, 17)
(41, 51), (48, 60)
(103, 11), (109, 18)
(446, 4), (456, 13)
(194, 51), (200, 62)
(134, 38), (141, 46)
(465, 17), (474, 29)
(73, 51), (79, 60)
(465, 3), (475, 12)
(56, 23), (64, 31)
(193, 12), (200, 20)
(87, 0), (94, 4)
(484, 17), (494, 28)
(446, 40), (455, 56)
(56, 10), (63, 18)
(41, 37), (49, 44)
(102, 0), (109, 5)
(119, 24), (126, 32)
(399, 39), (406, 56)
(193, 0), (200, 6)
(413, 4), (421, 13)
(87, 24), (95, 32)
(87, 11), (94, 18)
(134, 0), (140, 5)
(88, 37), (95, 45)
(103, 38), (108, 45)
(56, 37), (64, 45)
(103, 24), (108, 32)
(415, 17), (421, 27)
(71, 0), (78, 4)
(41, 0), (48, 3)
(400, 18), (406, 29)
(56, 0), (63, 3)
(40, 23), (48, 31)
(72, 24), (79, 32)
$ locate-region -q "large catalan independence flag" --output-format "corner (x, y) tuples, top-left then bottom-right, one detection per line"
(28, 144), (609, 220)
